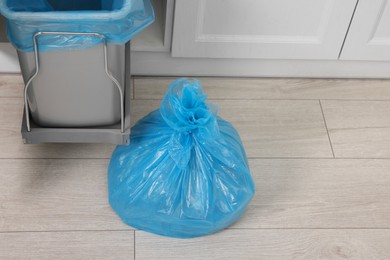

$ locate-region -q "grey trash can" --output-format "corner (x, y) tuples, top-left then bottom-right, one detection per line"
(0, 0), (154, 144)
(19, 41), (125, 128)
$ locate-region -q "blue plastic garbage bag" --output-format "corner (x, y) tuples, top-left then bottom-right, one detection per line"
(108, 78), (255, 238)
(0, 0), (154, 52)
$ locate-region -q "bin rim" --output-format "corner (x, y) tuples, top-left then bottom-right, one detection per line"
(0, 0), (134, 22)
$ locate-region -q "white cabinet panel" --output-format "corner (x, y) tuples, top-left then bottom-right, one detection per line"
(172, 0), (357, 59)
(340, 0), (390, 61)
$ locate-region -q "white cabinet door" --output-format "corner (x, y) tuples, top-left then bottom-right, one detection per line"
(172, 0), (357, 60)
(340, 0), (390, 61)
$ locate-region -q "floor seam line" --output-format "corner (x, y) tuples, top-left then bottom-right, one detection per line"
(131, 98), (390, 102)
(134, 230), (136, 260)
(0, 230), (135, 234)
(319, 100), (336, 158)
(1, 228), (390, 234)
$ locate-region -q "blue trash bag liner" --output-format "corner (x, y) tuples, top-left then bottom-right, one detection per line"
(0, 0), (154, 52)
(108, 78), (255, 238)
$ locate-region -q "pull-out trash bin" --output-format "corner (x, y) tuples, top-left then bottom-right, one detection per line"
(0, 0), (154, 144)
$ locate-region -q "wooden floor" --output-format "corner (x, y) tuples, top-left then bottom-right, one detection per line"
(1, 75), (390, 259)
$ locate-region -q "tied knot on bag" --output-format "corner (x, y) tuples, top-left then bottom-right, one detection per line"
(160, 78), (220, 169)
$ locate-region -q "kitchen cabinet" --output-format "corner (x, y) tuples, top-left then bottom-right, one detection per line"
(132, 0), (174, 52)
(340, 0), (390, 61)
(3, 0), (390, 77)
(172, 0), (357, 59)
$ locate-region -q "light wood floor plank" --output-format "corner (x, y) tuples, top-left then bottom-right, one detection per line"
(130, 99), (332, 158)
(2, 158), (389, 233)
(0, 98), (331, 159)
(321, 100), (390, 158)
(0, 74), (23, 98)
(236, 159), (390, 229)
(0, 231), (134, 260)
(136, 229), (390, 260)
(0, 159), (130, 232)
(134, 77), (390, 100)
